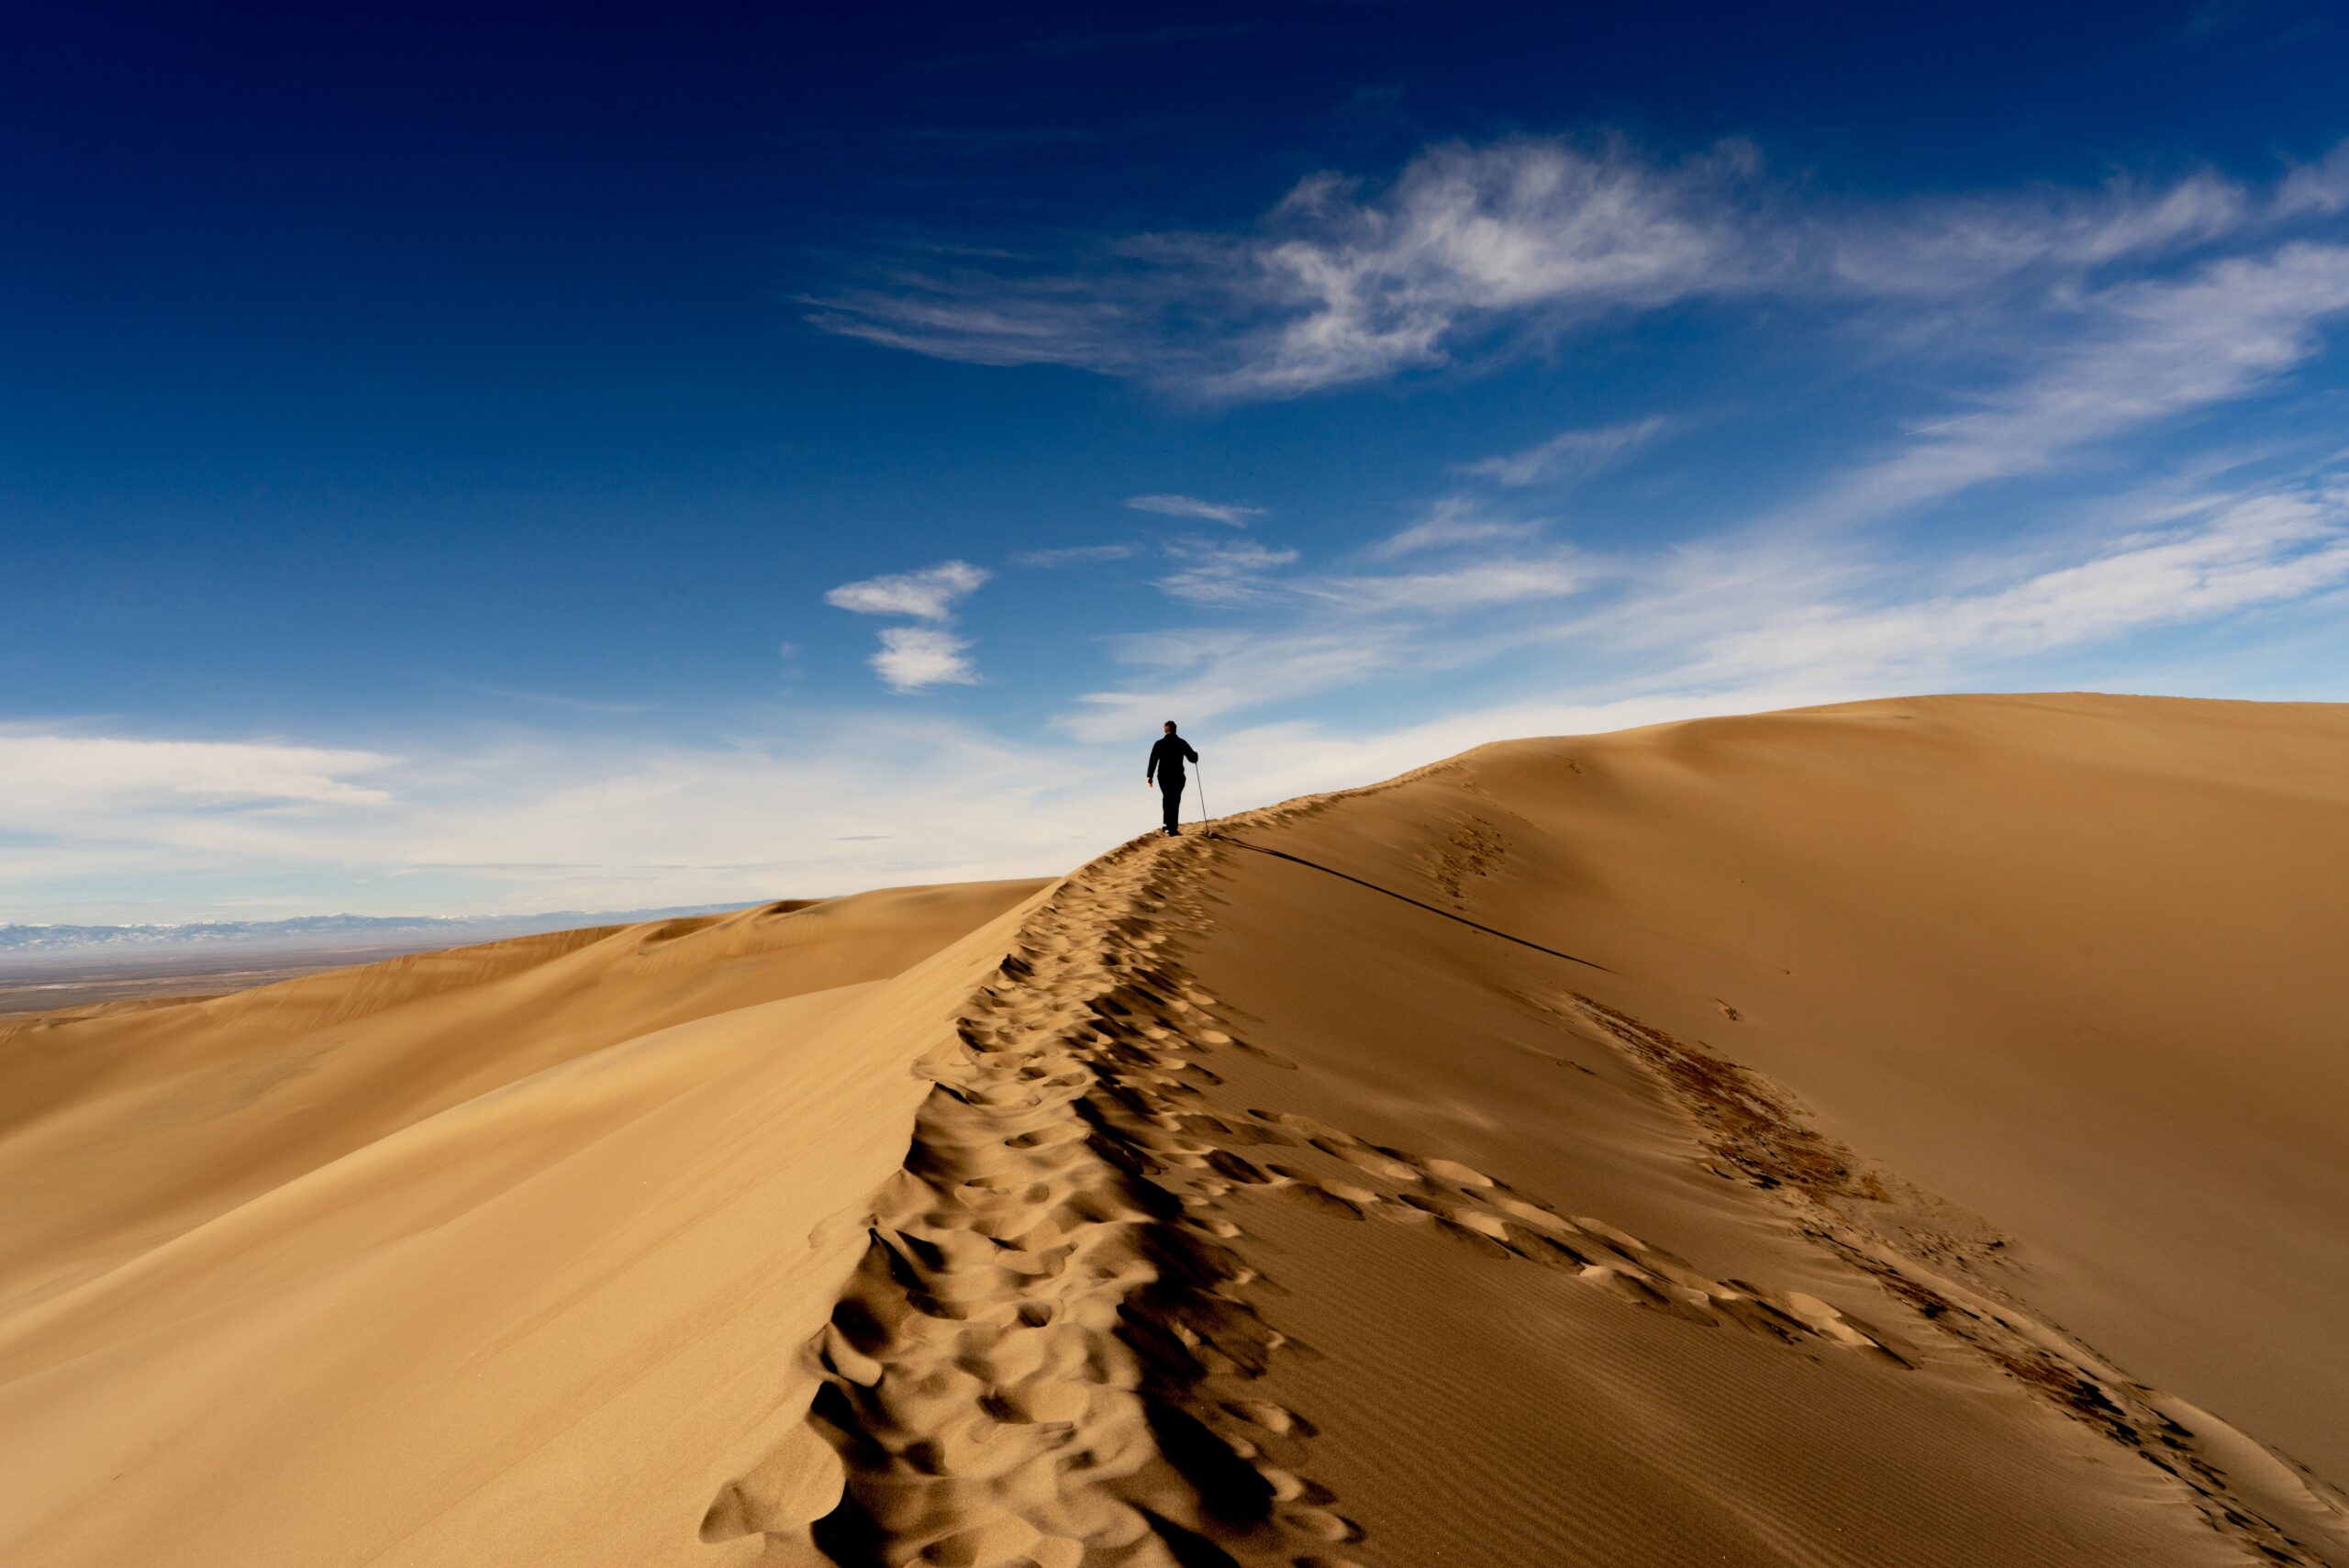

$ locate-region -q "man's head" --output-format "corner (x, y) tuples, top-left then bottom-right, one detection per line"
(1163, 720), (1176, 735)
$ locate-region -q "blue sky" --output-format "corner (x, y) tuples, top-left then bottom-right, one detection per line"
(6, 1), (2349, 922)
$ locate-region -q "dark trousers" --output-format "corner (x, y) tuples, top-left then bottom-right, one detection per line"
(1158, 776), (1185, 831)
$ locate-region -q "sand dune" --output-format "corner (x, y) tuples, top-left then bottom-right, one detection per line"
(2, 694), (2344, 1566)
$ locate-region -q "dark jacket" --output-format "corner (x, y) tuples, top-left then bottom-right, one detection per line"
(1147, 735), (1198, 785)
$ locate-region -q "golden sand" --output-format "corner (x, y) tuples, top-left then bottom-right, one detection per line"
(3, 695), (2343, 1566)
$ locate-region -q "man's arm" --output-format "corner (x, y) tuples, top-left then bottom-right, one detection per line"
(1183, 740), (1198, 764)
(1145, 738), (1158, 785)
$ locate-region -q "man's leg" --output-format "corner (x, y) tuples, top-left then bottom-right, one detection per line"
(1162, 780), (1184, 833)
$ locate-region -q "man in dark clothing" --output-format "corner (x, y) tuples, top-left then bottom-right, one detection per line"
(1146, 720), (1198, 837)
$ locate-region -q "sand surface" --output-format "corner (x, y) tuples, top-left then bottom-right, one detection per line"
(1, 694), (2343, 1566)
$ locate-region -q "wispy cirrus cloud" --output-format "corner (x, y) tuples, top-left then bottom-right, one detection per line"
(1125, 493), (1266, 526)
(1456, 415), (1673, 487)
(1063, 533), (1600, 739)
(1013, 542), (1136, 567)
(1672, 481), (2349, 686)
(1795, 242), (2349, 529)
(1370, 415), (1666, 564)
(806, 133), (2347, 399)
(1155, 539), (1300, 604)
(1063, 624), (1414, 742)
(1370, 495), (1546, 559)
(1821, 171), (2252, 294)
(1308, 555), (1589, 613)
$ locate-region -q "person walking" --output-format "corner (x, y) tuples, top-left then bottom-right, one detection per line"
(1145, 720), (1198, 837)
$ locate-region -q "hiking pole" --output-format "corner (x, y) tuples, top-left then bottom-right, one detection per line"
(1195, 760), (1211, 839)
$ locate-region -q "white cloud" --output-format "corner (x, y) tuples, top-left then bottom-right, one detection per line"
(826, 560), (992, 692)
(1218, 139), (1768, 395)
(0, 734), (396, 815)
(1693, 486), (2349, 684)
(825, 560), (990, 620)
(1457, 416), (1671, 487)
(1125, 493), (1267, 526)
(872, 627), (980, 691)
(1156, 539), (1300, 604)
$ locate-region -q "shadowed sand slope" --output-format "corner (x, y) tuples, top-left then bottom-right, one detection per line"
(0, 880), (1047, 1319)
(3, 695), (2345, 1567)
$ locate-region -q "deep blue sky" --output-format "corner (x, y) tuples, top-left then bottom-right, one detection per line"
(6, 1), (2348, 920)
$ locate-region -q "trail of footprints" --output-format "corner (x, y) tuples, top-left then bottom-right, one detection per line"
(1421, 812), (1510, 907)
(705, 830), (1901, 1568)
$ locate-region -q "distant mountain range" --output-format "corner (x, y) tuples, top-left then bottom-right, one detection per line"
(0, 906), (747, 964)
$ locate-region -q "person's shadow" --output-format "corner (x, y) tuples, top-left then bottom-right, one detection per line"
(1204, 831), (1613, 974)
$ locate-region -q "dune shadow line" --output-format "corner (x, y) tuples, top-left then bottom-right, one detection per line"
(1203, 833), (1615, 974)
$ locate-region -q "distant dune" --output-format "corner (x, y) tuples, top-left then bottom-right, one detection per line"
(1, 694), (2343, 1567)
